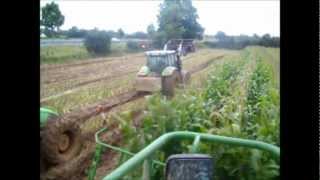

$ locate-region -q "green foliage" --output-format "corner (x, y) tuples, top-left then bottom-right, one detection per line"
(126, 41), (141, 51)
(40, 45), (90, 64)
(154, 0), (204, 45)
(259, 34), (280, 47)
(84, 31), (111, 55)
(152, 31), (167, 49)
(215, 31), (227, 41)
(203, 61), (244, 108)
(41, 2), (65, 37)
(40, 42), (140, 64)
(203, 32), (280, 50)
(147, 24), (156, 37)
(117, 28), (125, 39)
(126, 31), (148, 39)
(116, 48), (279, 179)
(242, 59), (280, 145)
(66, 26), (88, 38)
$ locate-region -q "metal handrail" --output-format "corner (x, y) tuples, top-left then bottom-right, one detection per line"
(102, 131), (280, 180)
(95, 128), (165, 166)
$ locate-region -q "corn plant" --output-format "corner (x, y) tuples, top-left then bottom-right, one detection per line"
(114, 47), (279, 180)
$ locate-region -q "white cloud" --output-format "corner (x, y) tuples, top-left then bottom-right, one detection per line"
(40, 0), (279, 36)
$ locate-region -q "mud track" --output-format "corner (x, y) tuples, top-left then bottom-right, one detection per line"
(55, 91), (149, 125)
(189, 55), (224, 74)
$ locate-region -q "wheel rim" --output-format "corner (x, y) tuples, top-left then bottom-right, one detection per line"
(58, 133), (71, 152)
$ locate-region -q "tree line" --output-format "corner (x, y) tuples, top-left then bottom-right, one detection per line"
(203, 31), (280, 49)
(41, 25), (150, 40)
(41, 1), (279, 56)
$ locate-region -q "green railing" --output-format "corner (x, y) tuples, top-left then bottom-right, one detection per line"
(89, 128), (280, 180)
(40, 107), (58, 128)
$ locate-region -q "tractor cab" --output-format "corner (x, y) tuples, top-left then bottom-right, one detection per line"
(145, 50), (181, 75)
(135, 50), (189, 96)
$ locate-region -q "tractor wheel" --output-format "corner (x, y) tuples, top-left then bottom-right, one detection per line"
(41, 117), (83, 165)
(162, 70), (180, 97)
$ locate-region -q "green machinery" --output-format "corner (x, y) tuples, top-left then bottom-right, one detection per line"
(164, 39), (196, 56)
(40, 107), (59, 128)
(88, 128), (280, 180)
(134, 50), (190, 97)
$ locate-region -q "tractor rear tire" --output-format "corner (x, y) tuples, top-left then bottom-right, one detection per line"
(162, 70), (180, 97)
(41, 117), (83, 165)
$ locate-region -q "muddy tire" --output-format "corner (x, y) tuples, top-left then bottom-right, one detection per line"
(41, 117), (83, 165)
(162, 70), (180, 97)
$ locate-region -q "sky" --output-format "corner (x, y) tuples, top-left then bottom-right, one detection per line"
(40, 0), (280, 37)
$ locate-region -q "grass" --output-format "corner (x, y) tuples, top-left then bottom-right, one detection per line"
(41, 45), (90, 64)
(40, 42), (144, 64)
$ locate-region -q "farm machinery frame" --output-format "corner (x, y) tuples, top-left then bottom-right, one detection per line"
(88, 127), (280, 180)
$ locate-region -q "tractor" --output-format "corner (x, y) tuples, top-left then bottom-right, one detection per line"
(135, 39), (197, 96)
(164, 39), (196, 56)
(134, 50), (191, 97)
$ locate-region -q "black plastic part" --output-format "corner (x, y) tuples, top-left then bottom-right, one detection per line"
(165, 154), (214, 180)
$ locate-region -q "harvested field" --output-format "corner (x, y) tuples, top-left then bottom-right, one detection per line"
(41, 48), (233, 114)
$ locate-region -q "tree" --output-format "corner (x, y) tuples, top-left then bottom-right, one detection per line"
(41, 2), (65, 37)
(147, 24), (156, 37)
(127, 31), (148, 39)
(214, 31), (227, 41)
(261, 34), (272, 46)
(106, 30), (117, 37)
(117, 28), (125, 39)
(84, 30), (111, 55)
(67, 26), (80, 38)
(156, 0), (204, 45)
